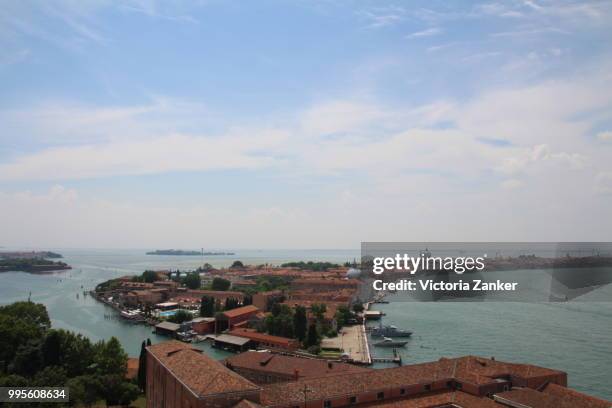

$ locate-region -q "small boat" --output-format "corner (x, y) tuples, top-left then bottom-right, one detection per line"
(373, 337), (409, 347)
(371, 325), (412, 338)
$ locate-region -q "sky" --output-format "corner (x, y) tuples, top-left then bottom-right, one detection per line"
(1, 0), (612, 249)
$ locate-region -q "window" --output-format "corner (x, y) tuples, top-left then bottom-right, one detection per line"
(456, 382), (463, 390)
(424, 384), (431, 391)
(377, 392), (384, 400)
(446, 381), (453, 388)
(400, 388), (406, 395)
(349, 396), (357, 405)
(324, 400), (332, 408)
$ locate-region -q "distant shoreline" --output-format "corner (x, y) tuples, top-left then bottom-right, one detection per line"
(146, 249), (235, 256)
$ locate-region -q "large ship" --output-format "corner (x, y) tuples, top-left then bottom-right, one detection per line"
(371, 325), (412, 338)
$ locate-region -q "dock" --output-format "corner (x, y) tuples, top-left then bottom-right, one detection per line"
(371, 348), (402, 365)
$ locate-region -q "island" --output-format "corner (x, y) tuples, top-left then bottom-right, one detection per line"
(0, 257), (71, 273)
(0, 250), (63, 259)
(146, 249), (235, 256)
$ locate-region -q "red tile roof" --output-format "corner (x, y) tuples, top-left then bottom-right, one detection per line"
(226, 351), (370, 379)
(228, 329), (298, 348)
(495, 386), (610, 408)
(259, 356), (567, 407)
(147, 341), (260, 397)
(223, 305), (259, 318)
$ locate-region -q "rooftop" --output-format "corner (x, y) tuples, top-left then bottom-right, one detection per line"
(259, 356), (566, 407)
(216, 334), (253, 346)
(155, 321), (181, 331)
(225, 351), (370, 379)
(228, 329), (298, 347)
(494, 384), (610, 408)
(222, 305), (260, 318)
(147, 341), (260, 397)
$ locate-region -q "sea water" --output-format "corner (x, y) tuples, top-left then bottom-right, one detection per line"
(0, 248), (610, 400)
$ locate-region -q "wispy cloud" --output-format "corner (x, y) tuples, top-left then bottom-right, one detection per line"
(405, 27), (442, 39)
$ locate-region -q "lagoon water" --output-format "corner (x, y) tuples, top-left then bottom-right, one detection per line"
(1, 248), (611, 400)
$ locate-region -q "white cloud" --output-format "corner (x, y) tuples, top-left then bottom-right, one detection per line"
(0, 131), (287, 181)
(405, 27), (442, 39)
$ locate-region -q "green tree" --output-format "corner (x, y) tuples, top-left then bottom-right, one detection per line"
(352, 303), (364, 313)
(33, 366), (67, 387)
(168, 310), (192, 324)
(183, 272), (201, 289)
(311, 303), (327, 323)
(10, 339), (43, 377)
(94, 337), (127, 377)
(99, 375), (140, 406)
(0, 301), (51, 329)
(67, 375), (101, 407)
(293, 306), (308, 341)
(137, 341), (147, 392)
(230, 260), (244, 269)
(305, 323), (319, 348)
(211, 277), (231, 291)
(200, 296), (215, 317)
(141, 270), (159, 283)
(335, 305), (353, 330)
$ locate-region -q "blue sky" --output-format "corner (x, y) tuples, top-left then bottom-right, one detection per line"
(1, 0), (612, 248)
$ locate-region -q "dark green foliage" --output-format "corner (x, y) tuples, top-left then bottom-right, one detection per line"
(93, 337), (127, 377)
(99, 374), (140, 406)
(67, 375), (102, 406)
(0, 302), (138, 407)
(95, 278), (122, 293)
(200, 296), (216, 317)
(306, 323), (319, 348)
(335, 305), (353, 330)
(141, 270), (159, 283)
(33, 366), (67, 387)
(10, 339), (43, 377)
(352, 303), (364, 313)
(211, 277), (231, 291)
(243, 294), (253, 305)
(183, 272), (201, 289)
(224, 297), (240, 311)
(168, 310), (192, 324)
(230, 260), (244, 269)
(0, 301), (51, 329)
(265, 304), (295, 338)
(293, 306), (308, 341)
(280, 261), (340, 271)
(137, 341), (147, 391)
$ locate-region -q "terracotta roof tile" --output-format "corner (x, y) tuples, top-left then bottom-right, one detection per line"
(223, 305), (260, 318)
(226, 351), (370, 379)
(147, 341), (260, 397)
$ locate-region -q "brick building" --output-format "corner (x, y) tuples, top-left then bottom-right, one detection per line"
(228, 328), (300, 351)
(225, 351), (370, 384)
(216, 305), (260, 332)
(146, 341), (261, 408)
(146, 341), (611, 408)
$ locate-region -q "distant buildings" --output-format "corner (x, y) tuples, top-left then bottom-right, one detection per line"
(146, 340), (610, 408)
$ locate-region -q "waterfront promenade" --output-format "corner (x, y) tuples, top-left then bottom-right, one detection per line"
(321, 324), (371, 364)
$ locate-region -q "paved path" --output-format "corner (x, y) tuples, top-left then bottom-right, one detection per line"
(321, 325), (371, 364)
